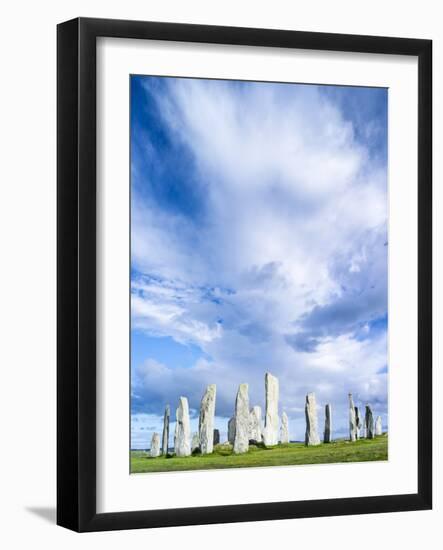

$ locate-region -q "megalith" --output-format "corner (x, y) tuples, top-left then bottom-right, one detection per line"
(213, 429), (220, 446)
(349, 393), (357, 442)
(375, 415), (383, 436)
(324, 403), (332, 443)
(355, 406), (361, 440)
(234, 383), (250, 454)
(162, 404), (170, 455)
(365, 404), (375, 439)
(305, 392), (320, 446)
(191, 432), (200, 452)
(263, 373), (279, 446)
(249, 406), (262, 443)
(150, 432), (161, 457)
(280, 411), (289, 444)
(175, 396), (191, 456)
(199, 384), (217, 454)
(228, 416), (236, 444)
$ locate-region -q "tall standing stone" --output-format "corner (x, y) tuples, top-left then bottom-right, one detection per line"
(234, 383), (250, 454)
(150, 432), (161, 457)
(324, 403), (332, 443)
(280, 411), (289, 444)
(175, 396), (191, 456)
(349, 394), (357, 442)
(355, 406), (361, 440)
(191, 432), (200, 452)
(375, 415), (383, 436)
(162, 404), (170, 455)
(213, 429), (220, 446)
(365, 404), (375, 439)
(199, 384), (217, 454)
(228, 416), (236, 444)
(263, 373), (279, 446)
(305, 392), (320, 446)
(249, 406), (262, 443)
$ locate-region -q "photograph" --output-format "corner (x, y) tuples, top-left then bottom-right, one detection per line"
(0, 0), (435, 543)
(130, 74), (389, 473)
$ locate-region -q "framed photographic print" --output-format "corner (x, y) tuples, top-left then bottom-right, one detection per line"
(57, 17), (432, 532)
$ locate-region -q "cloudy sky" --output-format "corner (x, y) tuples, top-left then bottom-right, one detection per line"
(130, 75), (388, 449)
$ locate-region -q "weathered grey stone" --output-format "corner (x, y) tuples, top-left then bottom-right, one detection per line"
(349, 394), (357, 442)
(305, 392), (320, 446)
(375, 415), (383, 436)
(365, 404), (375, 439)
(355, 406), (361, 440)
(249, 406), (262, 443)
(213, 429), (220, 446)
(150, 432), (161, 457)
(199, 384), (217, 454)
(280, 411), (289, 444)
(234, 383), (250, 454)
(174, 396), (191, 456)
(191, 431), (200, 452)
(263, 373), (279, 446)
(324, 403), (332, 443)
(162, 405), (170, 455)
(363, 423), (367, 438)
(228, 416), (236, 444)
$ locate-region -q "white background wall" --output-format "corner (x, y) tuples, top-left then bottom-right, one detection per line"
(0, 0), (440, 547)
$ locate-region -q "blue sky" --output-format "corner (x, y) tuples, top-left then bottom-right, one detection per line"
(130, 75), (388, 449)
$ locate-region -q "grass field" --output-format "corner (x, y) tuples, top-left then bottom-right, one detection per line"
(130, 434), (388, 473)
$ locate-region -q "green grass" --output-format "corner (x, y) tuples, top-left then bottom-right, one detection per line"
(130, 435), (388, 473)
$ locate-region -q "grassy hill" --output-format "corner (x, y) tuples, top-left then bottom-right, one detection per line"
(131, 434), (388, 473)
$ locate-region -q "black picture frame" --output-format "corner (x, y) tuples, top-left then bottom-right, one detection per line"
(57, 17), (432, 532)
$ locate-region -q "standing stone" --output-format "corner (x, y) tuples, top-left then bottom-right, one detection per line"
(175, 396), (191, 456)
(249, 406), (262, 443)
(365, 404), (375, 439)
(228, 416), (236, 444)
(174, 416), (178, 449)
(375, 415), (383, 436)
(161, 405), (170, 455)
(263, 373), (279, 446)
(234, 383), (250, 454)
(150, 432), (161, 457)
(280, 411), (289, 444)
(191, 432), (200, 452)
(349, 394), (357, 442)
(213, 429), (220, 446)
(199, 384), (217, 454)
(355, 406), (361, 440)
(305, 392), (320, 446)
(363, 422), (367, 438)
(324, 404), (332, 443)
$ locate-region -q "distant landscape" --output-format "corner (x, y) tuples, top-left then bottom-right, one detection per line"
(131, 435), (388, 474)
